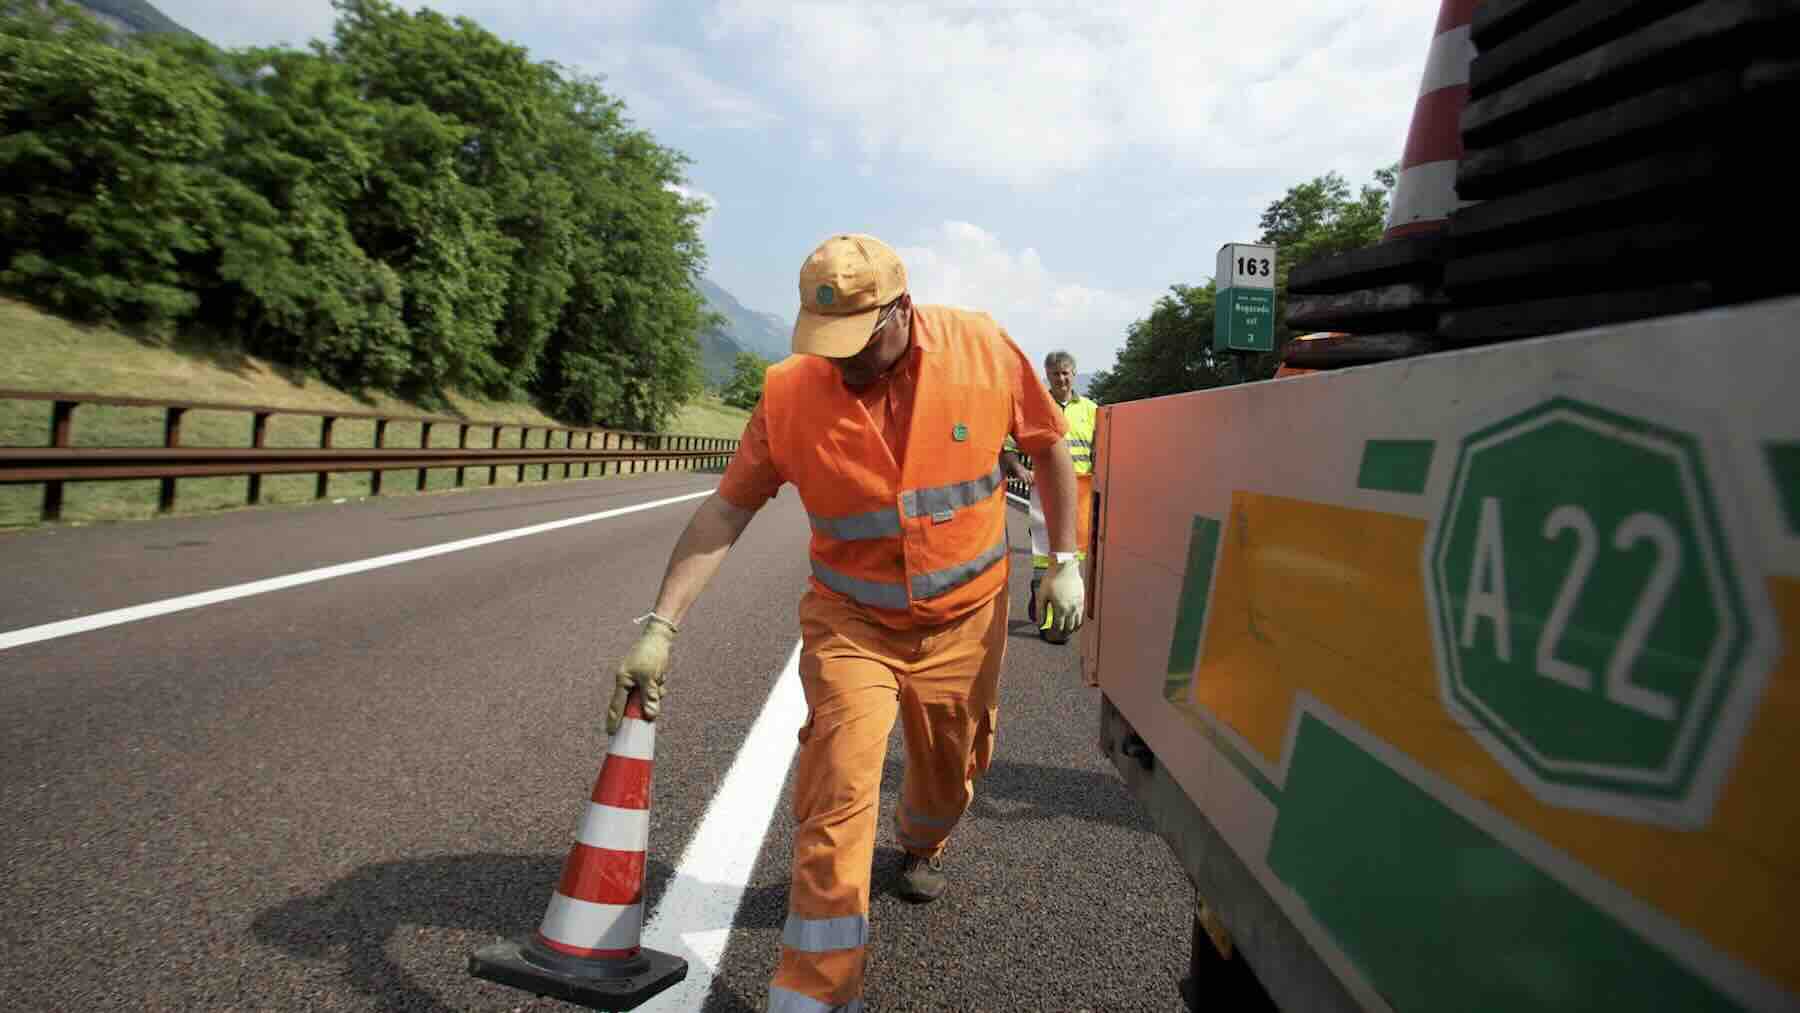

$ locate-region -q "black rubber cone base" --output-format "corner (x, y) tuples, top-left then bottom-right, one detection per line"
(469, 935), (687, 1011)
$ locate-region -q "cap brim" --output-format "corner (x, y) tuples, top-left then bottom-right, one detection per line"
(792, 305), (880, 358)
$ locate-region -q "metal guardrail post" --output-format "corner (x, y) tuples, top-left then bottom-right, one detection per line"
(43, 400), (76, 522)
(316, 417), (336, 500)
(371, 418), (388, 496)
(158, 406), (186, 513)
(249, 412), (270, 505)
(418, 422), (433, 492)
(517, 427), (530, 484)
(456, 424), (469, 488)
(489, 426), (500, 485)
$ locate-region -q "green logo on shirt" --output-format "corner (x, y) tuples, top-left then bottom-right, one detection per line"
(952, 423), (968, 442)
(816, 284), (836, 306)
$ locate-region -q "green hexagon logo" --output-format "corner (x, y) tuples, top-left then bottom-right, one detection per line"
(1424, 395), (1775, 828)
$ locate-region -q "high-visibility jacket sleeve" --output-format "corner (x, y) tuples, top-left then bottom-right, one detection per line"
(718, 399), (786, 511)
(999, 328), (1070, 455)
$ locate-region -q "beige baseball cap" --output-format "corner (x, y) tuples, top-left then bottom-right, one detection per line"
(792, 233), (908, 357)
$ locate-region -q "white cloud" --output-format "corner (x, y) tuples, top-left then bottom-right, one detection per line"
(898, 222), (1153, 378)
(665, 183), (719, 231)
(710, 1), (1435, 185)
(633, 45), (780, 129)
(569, 42), (777, 131)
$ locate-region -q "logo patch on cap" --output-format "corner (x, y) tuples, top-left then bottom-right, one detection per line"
(815, 284), (836, 307)
(952, 423), (968, 442)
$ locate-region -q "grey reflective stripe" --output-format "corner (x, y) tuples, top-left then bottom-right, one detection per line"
(901, 805), (954, 829)
(783, 913), (869, 953)
(811, 559), (909, 610)
(1068, 439), (1093, 451)
(900, 466), (1003, 520)
(809, 507), (901, 541)
(910, 534), (1008, 600)
(769, 985), (865, 1013)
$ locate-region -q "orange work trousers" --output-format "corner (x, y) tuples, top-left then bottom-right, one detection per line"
(768, 586), (1009, 1012)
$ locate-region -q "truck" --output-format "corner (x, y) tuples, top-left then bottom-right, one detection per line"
(1078, 1), (1800, 1009)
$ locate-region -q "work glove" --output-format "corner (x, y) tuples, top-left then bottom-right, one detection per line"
(1033, 559), (1086, 642)
(606, 614), (677, 735)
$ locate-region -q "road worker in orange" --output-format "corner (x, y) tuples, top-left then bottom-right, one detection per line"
(1000, 349), (1098, 644)
(604, 233), (1086, 1012)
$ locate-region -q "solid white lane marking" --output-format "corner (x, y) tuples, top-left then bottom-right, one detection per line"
(0, 489), (715, 652)
(1006, 491), (1029, 508)
(640, 640), (807, 1007)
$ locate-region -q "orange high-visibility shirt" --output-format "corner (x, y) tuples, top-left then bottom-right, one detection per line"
(720, 305), (1068, 627)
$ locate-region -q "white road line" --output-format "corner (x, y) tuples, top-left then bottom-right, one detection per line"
(641, 640), (807, 1008)
(0, 488), (715, 652)
(1006, 491), (1030, 508)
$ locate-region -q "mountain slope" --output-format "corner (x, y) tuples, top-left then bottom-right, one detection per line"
(697, 277), (788, 365)
(72, 0), (195, 36)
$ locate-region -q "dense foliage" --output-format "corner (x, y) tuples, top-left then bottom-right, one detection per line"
(0, 0), (710, 429)
(719, 351), (768, 411)
(1088, 167), (1395, 404)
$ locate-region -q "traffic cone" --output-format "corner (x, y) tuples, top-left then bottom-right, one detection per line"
(1383, 0), (1480, 239)
(468, 690), (686, 1010)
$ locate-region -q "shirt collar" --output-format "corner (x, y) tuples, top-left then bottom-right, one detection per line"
(907, 302), (938, 353)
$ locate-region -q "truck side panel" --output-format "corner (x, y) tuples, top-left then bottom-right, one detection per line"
(1088, 297), (1800, 1012)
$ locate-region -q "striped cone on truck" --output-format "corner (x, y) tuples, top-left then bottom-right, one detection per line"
(1281, 0), (1476, 371)
(468, 689), (686, 1011)
(1384, 0), (1480, 239)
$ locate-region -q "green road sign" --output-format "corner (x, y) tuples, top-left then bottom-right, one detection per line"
(1214, 242), (1276, 352)
(1425, 396), (1767, 827)
(1217, 288), (1275, 352)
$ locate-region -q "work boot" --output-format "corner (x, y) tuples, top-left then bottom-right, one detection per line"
(896, 853), (946, 903)
(1027, 574), (1042, 624)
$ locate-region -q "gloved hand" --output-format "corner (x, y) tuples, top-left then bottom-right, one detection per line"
(1033, 559), (1086, 641)
(607, 614), (677, 735)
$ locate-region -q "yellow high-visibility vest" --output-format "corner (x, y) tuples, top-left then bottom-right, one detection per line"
(1002, 395), (1098, 475)
(1061, 396), (1097, 476)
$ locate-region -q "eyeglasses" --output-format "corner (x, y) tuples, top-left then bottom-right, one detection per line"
(869, 299), (904, 341)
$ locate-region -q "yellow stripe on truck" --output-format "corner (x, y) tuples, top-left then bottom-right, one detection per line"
(1176, 490), (1800, 991)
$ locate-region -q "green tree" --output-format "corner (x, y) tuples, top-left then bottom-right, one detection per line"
(1086, 283), (1229, 404)
(330, 0), (571, 396)
(0, 0), (712, 428)
(536, 75), (708, 431)
(187, 43), (411, 389)
(0, 1), (236, 328)
(720, 351), (770, 410)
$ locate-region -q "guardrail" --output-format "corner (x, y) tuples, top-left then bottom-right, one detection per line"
(0, 389), (739, 522)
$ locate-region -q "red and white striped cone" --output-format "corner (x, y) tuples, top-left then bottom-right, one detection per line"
(468, 690), (686, 1011)
(1383, 0), (1481, 240)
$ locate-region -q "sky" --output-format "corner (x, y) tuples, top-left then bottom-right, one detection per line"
(152, 0), (1441, 377)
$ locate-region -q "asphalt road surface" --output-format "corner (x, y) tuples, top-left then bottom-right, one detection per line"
(0, 470), (1193, 1012)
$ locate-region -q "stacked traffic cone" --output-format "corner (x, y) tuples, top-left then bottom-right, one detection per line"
(1384, 0), (1479, 240)
(469, 690), (686, 1010)
(1281, 0), (1477, 372)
